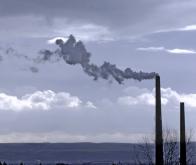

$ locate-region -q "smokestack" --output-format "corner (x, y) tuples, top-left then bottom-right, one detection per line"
(155, 75), (164, 165)
(180, 102), (187, 165)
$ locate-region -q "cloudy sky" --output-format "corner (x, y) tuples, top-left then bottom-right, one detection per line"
(1, 0), (196, 142)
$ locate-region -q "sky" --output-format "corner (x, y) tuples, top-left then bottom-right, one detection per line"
(0, 0), (196, 142)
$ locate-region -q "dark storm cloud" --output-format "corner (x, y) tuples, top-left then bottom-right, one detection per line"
(0, 0), (162, 27)
(1, 0), (196, 41)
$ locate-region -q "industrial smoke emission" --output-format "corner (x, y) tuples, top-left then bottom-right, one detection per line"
(40, 35), (158, 84)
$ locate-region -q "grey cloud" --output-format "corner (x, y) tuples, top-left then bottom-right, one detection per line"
(29, 66), (39, 73)
(0, 0), (160, 26)
(0, 0), (175, 40)
(0, 56), (3, 61)
(0, 102), (155, 135)
(1, 0), (196, 41)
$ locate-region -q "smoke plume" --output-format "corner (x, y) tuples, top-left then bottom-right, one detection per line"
(40, 35), (157, 84)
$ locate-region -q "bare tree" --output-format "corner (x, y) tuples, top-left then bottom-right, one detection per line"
(133, 129), (195, 165)
(186, 129), (195, 164)
(163, 128), (179, 165)
(133, 136), (154, 165)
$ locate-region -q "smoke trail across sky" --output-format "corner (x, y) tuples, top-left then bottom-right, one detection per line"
(40, 35), (157, 84)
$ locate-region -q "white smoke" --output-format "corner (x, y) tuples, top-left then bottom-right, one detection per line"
(40, 35), (157, 84)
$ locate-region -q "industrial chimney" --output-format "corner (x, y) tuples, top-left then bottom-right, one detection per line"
(180, 102), (187, 165)
(155, 75), (164, 165)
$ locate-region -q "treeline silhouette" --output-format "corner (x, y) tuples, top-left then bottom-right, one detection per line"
(0, 162), (124, 165)
(0, 162), (26, 165)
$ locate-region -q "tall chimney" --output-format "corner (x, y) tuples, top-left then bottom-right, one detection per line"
(180, 102), (186, 165)
(155, 75), (164, 165)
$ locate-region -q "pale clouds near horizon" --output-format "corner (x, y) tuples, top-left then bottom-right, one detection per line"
(0, 86), (195, 142)
(0, 132), (153, 143)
